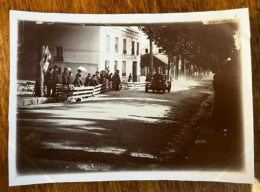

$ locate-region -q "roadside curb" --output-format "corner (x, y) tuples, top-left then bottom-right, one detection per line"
(17, 96), (56, 106)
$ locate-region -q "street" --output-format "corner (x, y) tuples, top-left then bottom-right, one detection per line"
(17, 80), (214, 174)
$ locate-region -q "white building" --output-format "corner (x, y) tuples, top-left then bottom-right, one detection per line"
(19, 22), (141, 82)
(99, 27), (141, 82)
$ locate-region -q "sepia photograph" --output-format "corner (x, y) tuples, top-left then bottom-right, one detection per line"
(9, 9), (253, 186)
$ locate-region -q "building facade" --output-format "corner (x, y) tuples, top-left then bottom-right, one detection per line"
(18, 22), (141, 82)
(99, 27), (141, 82)
(140, 42), (169, 78)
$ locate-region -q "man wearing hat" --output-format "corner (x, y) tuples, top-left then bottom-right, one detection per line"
(112, 70), (121, 91)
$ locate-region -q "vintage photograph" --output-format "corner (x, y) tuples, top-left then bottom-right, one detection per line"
(9, 9), (253, 185)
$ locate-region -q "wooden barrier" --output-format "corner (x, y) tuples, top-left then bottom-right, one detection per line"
(100, 82), (112, 93)
(56, 82), (113, 102)
(17, 81), (146, 102)
(121, 82), (147, 90)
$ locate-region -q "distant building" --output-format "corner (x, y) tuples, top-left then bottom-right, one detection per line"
(140, 42), (169, 78)
(18, 21), (141, 82)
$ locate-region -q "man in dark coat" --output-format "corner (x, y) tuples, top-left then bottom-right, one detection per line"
(95, 71), (100, 84)
(112, 70), (121, 91)
(62, 67), (69, 86)
(84, 73), (92, 86)
(90, 75), (99, 86)
(52, 65), (59, 96)
(45, 68), (54, 97)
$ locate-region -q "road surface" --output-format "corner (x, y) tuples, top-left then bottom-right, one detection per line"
(17, 80), (214, 174)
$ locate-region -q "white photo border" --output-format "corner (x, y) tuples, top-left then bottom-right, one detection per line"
(9, 8), (254, 186)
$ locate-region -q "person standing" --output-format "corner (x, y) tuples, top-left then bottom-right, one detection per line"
(84, 73), (92, 86)
(67, 72), (73, 86)
(73, 69), (83, 87)
(108, 73), (113, 82)
(95, 71), (100, 84)
(53, 65), (59, 96)
(112, 70), (121, 91)
(99, 71), (105, 84)
(90, 74), (99, 86)
(128, 73), (133, 82)
(45, 68), (54, 97)
(62, 67), (69, 86)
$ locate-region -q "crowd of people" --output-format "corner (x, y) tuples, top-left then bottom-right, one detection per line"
(44, 66), (122, 97)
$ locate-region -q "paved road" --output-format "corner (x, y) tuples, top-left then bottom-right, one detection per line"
(17, 80), (213, 174)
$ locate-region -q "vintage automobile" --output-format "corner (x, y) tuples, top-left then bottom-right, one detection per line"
(145, 74), (171, 93)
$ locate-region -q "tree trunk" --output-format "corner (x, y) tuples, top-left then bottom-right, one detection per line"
(35, 61), (45, 97)
(176, 56), (179, 80)
(35, 45), (45, 97)
(149, 39), (153, 75)
(181, 56), (185, 79)
(167, 56), (170, 80)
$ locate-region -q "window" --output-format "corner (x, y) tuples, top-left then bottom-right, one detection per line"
(145, 48), (148, 54)
(115, 37), (119, 53)
(158, 49), (162, 53)
(137, 42), (139, 55)
(131, 41), (135, 55)
(114, 61), (118, 71)
(55, 46), (63, 61)
(123, 39), (127, 54)
(106, 35), (110, 52)
(122, 61), (126, 76)
(105, 60), (110, 71)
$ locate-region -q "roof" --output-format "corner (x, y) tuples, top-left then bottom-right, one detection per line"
(153, 54), (168, 65)
(141, 54), (168, 68)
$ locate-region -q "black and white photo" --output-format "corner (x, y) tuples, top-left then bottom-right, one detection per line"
(9, 9), (254, 186)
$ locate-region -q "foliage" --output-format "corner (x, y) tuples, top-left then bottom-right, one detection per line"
(140, 21), (239, 71)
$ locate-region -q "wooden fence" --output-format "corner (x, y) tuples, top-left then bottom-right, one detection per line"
(56, 82), (113, 102)
(121, 82), (146, 90)
(17, 81), (147, 102)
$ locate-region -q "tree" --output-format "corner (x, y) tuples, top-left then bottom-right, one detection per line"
(34, 44), (51, 97)
(140, 21), (239, 77)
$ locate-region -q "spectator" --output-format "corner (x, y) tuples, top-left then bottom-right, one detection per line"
(105, 69), (109, 79)
(62, 67), (69, 86)
(128, 73), (133, 82)
(45, 68), (54, 97)
(73, 69), (83, 87)
(108, 73), (113, 82)
(84, 73), (92, 86)
(112, 70), (121, 91)
(90, 74), (99, 86)
(67, 72), (73, 86)
(99, 71), (106, 84)
(53, 65), (59, 96)
(95, 71), (100, 84)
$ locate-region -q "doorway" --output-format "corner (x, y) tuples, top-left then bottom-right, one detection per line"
(132, 61), (137, 82)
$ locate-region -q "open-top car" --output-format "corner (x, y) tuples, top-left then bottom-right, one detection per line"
(145, 74), (171, 93)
